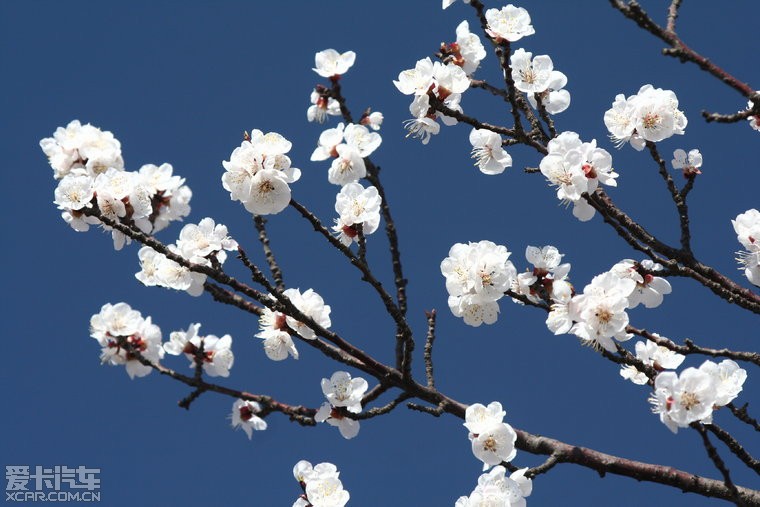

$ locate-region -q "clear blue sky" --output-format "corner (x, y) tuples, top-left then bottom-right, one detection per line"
(2, 1), (758, 505)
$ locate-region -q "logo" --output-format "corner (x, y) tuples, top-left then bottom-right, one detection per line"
(5, 466), (100, 502)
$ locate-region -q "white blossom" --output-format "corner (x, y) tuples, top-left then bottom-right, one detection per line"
(448, 294), (500, 327)
(311, 123), (346, 162)
(163, 323), (234, 377)
(464, 402), (507, 435)
(89, 303), (164, 379)
(442, 0), (470, 9)
(527, 70), (571, 114)
(610, 259), (672, 309)
(343, 123), (382, 157)
(746, 92), (760, 131)
(294, 461), (350, 507)
(40, 120), (124, 179)
(510, 48), (552, 94)
(732, 209), (760, 285)
(672, 148), (702, 177)
(307, 88), (341, 124)
(604, 85), (687, 149)
(222, 131), (300, 216)
(360, 110), (384, 131)
(255, 307), (299, 361)
(470, 422), (518, 470)
(135, 246), (207, 297)
(394, 57), (436, 96)
(650, 368), (717, 433)
(332, 182), (382, 243)
(619, 339), (685, 385)
(321, 371), (368, 414)
(458, 466), (532, 507)
(699, 359), (747, 407)
(231, 399), (267, 439)
(175, 217), (238, 266)
(441, 241), (516, 326)
(485, 5), (535, 42)
(539, 132), (617, 221)
(455, 21), (486, 75)
(283, 288), (332, 340)
(313, 49), (356, 78)
(315, 402), (360, 440)
(570, 272), (635, 352)
(54, 173), (95, 211)
(469, 129), (512, 175)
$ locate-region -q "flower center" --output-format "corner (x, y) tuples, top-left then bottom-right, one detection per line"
(680, 391), (700, 410)
(642, 112), (661, 130)
(482, 436), (498, 452)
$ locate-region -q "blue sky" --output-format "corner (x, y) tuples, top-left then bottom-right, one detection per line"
(2, 1), (758, 505)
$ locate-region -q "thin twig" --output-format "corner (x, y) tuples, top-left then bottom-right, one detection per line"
(423, 310), (438, 388)
(288, 198), (412, 340)
(666, 0), (682, 32)
(355, 393), (412, 420)
(610, 0), (756, 99)
(706, 423), (760, 475)
(693, 424), (742, 504)
(646, 142), (692, 254)
(533, 93), (558, 139)
(702, 108), (756, 124)
(525, 454), (561, 478)
(407, 402), (445, 417)
(253, 215), (285, 291)
(117, 336), (317, 424)
(727, 403), (760, 432)
(327, 79), (409, 318)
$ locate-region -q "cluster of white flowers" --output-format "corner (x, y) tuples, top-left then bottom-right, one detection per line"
(293, 461), (350, 507)
(441, 241), (517, 327)
(464, 402), (518, 471)
(89, 303), (165, 379)
(394, 56), (470, 144)
(332, 182), (382, 246)
(230, 399), (267, 439)
(511, 48), (570, 115)
(315, 371), (368, 440)
(620, 338), (685, 385)
(136, 217), (237, 297)
(310, 122), (382, 186)
(222, 130), (301, 215)
(671, 148), (702, 177)
(539, 131), (618, 222)
(604, 84), (687, 150)
(547, 258), (672, 352)
(455, 466), (532, 507)
(650, 360), (747, 433)
(512, 245), (572, 306)
(546, 272), (636, 352)
(163, 323), (234, 377)
(44, 121), (192, 249)
(732, 209), (760, 286)
(469, 129), (512, 175)
(255, 288), (332, 361)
